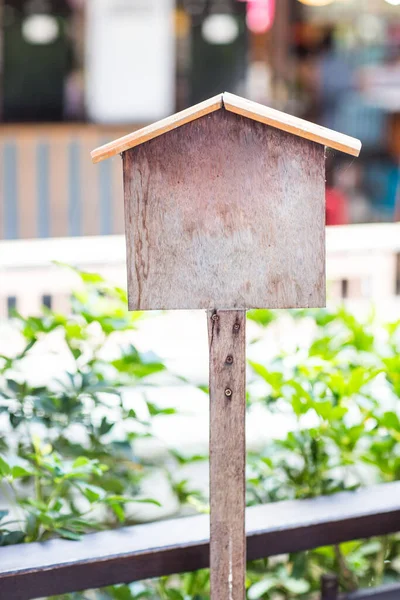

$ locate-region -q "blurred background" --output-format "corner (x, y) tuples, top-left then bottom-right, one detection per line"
(1, 0), (400, 316)
(1, 6), (400, 596)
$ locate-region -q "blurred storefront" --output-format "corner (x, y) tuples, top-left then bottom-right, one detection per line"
(294, 0), (400, 225)
(0, 0), (400, 240)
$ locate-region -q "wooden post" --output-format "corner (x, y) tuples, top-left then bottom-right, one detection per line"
(208, 310), (246, 600)
(92, 91), (360, 600)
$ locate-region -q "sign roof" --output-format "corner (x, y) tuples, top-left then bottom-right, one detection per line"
(91, 92), (361, 164)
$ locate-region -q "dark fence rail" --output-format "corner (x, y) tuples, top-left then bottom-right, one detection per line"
(321, 575), (400, 600)
(347, 584), (400, 600)
(1, 482), (400, 600)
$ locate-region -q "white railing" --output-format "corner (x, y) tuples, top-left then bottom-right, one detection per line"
(0, 223), (399, 318)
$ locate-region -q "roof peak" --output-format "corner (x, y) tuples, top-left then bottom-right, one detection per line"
(91, 92), (361, 164)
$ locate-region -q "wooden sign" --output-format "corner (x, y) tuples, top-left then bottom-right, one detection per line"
(92, 92), (361, 600)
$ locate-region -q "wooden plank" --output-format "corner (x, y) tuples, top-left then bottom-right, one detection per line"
(124, 109), (326, 311)
(91, 94), (223, 163)
(208, 310), (246, 600)
(1, 482), (400, 600)
(223, 92), (362, 157)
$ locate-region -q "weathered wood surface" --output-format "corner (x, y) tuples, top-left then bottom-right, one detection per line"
(1, 481), (400, 600)
(223, 92), (362, 157)
(208, 310), (246, 600)
(91, 94), (222, 163)
(124, 110), (326, 311)
(91, 92), (361, 162)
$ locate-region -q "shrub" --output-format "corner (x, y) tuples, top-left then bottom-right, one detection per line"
(1, 271), (399, 599)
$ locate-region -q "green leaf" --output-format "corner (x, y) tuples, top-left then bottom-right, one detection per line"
(164, 590), (184, 600)
(248, 577), (277, 599)
(81, 485), (103, 503)
(282, 578), (310, 594)
(247, 309), (276, 327)
(11, 466), (33, 479)
(79, 271), (106, 284)
(109, 502), (125, 523)
(249, 362), (283, 397)
(99, 417), (115, 436)
(6, 379), (20, 393)
(54, 528), (83, 541)
(2, 531), (25, 545)
(105, 496), (161, 507)
(72, 457), (91, 469)
(0, 456), (11, 477)
(146, 402), (176, 417)
(381, 411), (400, 430)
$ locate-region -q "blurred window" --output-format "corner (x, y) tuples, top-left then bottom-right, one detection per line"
(42, 294), (52, 309)
(7, 296), (17, 317)
(3, 0), (73, 122)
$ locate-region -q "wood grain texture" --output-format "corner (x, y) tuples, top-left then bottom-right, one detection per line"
(223, 92), (362, 157)
(208, 310), (246, 600)
(124, 110), (326, 311)
(91, 94), (223, 163)
(1, 481), (400, 599)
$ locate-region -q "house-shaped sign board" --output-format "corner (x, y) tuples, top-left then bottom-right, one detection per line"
(92, 92), (360, 312)
(92, 93), (361, 600)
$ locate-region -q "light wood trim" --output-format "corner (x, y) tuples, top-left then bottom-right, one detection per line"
(91, 94), (224, 163)
(91, 92), (361, 162)
(223, 92), (362, 157)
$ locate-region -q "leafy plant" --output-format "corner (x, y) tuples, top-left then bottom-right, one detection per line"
(0, 269), (176, 543)
(1, 272), (399, 599)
